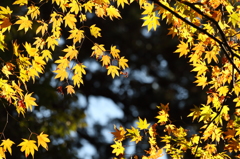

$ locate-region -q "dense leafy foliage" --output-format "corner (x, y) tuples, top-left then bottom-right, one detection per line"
(1, 0), (240, 158)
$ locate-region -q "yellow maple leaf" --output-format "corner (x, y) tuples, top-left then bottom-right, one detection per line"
(204, 48), (219, 64)
(2, 65), (12, 78)
(233, 97), (240, 107)
(63, 13), (76, 29)
(90, 24), (101, 38)
(69, 1), (80, 14)
(84, 1), (94, 13)
(0, 139), (15, 155)
(111, 141), (124, 156)
(41, 50), (52, 62)
(136, 117), (150, 130)
(106, 6), (121, 20)
(217, 86), (229, 96)
(73, 63), (87, 76)
(199, 105), (212, 122)
(228, 12), (239, 28)
(65, 85), (75, 95)
(126, 126), (142, 143)
(174, 41), (189, 57)
(72, 74), (83, 88)
(37, 132), (50, 150)
(91, 44), (106, 59)
(18, 139), (38, 158)
(148, 137), (157, 146)
(194, 75), (208, 89)
(190, 134), (200, 145)
(188, 105), (201, 122)
(118, 56), (128, 70)
(110, 45), (120, 59)
(68, 29), (85, 44)
(13, 41), (21, 57)
(33, 37), (45, 50)
(24, 93), (38, 111)
(191, 62), (208, 76)
(0, 147), (6, 159)
(53, 69), (68, 81)
(46, 36), (58, 51)
(236, 127), (240, 136)
(13, 0), (28, 6)
(233, 82), (240, 96)
(0, 31), (6, 51)
(63, 45), (78, 60)
(36, 21), (48, 36)
(142, 12), (160, 31)
(55, 56), (70, 69)
(142, 2), (154, 15)
(27, 5), (40, 20)
(116, 0), (129, 8)
(0, 6), (12, 16)
(50, 12), (63, 30)
(24, 42), (38, 57)
(101, 55), (111, 66)
(107, 65), (120, 78)
(15, 16), (32, 33)
(156, 110), (169, 125)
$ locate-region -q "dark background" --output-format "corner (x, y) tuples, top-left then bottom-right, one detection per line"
(0, 0), (206, 158)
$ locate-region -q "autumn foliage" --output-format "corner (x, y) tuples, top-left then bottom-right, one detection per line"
(1, 0), (240, 158)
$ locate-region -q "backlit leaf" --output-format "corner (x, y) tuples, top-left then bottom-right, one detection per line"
(111, 141), (124, 156)
(137, 117), (150, 130)
(119, 56), (128, 70)
(24, 93), (38, 111)
(0, 139), (15, 155)
(18, 139), (38, 158)
(15, 16), (32, 33)
(90, 24), (101, 38)
(65, 85), (75, 95)
(101, 55), (111, 66)
(107, 65), (120, 78)
(111, 125), (126, 141)
(37, 132), (50, 150)
(106, 6), (121, 20)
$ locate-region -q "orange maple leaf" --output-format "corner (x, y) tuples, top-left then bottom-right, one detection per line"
(63, 13), (76, 29)
(224, 129), (236, 140)
(65, 85), (75, 95)
(110, 45), (120, 59)
(111, 125), (126, 141)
